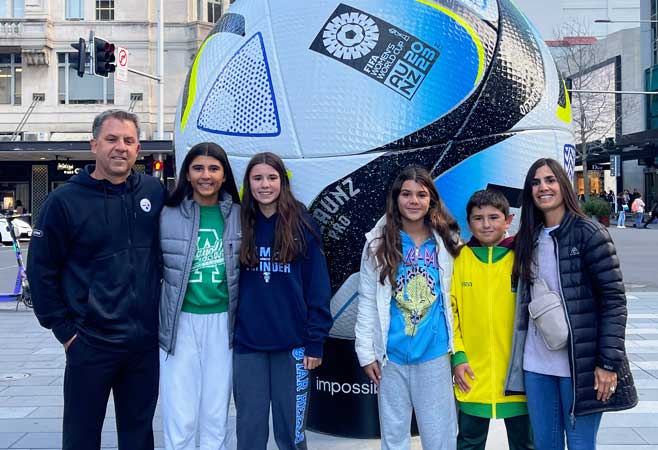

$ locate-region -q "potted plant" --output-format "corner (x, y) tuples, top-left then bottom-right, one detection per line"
(582, 197), (612, 227)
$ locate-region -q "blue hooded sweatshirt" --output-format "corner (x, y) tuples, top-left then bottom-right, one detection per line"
(233, 209), (333, 358)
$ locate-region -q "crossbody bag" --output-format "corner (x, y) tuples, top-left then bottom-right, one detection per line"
(528, 276), (569, 351)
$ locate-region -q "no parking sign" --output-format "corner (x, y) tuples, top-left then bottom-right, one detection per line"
(116, 46), (128, 82)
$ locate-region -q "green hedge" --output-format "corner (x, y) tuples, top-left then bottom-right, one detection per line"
(582, 197), (611, 217)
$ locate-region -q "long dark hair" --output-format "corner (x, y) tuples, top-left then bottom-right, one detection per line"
(512, 158), (585, 284)
(166, 142), (239, 207)
(374, 165), (461, 288)
(240, 152), (315, 265)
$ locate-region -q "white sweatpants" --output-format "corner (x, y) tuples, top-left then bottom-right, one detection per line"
(378, 354), (457, 450)
(160, 312), (232, 450)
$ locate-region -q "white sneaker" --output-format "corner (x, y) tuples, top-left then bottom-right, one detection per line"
(617, 225), (622, 228)
(620, 225), (626, 228)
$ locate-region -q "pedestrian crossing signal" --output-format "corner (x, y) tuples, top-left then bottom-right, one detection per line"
(153, 160), (164, 179)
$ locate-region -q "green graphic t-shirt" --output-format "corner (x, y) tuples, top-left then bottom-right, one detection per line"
(181, 205), (229, 314)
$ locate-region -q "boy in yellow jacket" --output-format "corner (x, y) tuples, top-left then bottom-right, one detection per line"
(451, 190), (533, 450)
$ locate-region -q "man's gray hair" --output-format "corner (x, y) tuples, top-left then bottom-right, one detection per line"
(92, 109), (141, 139)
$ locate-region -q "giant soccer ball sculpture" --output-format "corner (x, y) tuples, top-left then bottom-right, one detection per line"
(175, 0), (574, 437)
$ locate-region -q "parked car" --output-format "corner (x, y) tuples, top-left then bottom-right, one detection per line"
(1, 217), (32, 245)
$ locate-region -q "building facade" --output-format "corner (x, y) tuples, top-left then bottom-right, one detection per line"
(517, 0), (658, 206)
(0, 0), (228, 220)
(514, 0), (640, 39)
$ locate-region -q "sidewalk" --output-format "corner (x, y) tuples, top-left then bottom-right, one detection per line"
(1, 292), (657, 449)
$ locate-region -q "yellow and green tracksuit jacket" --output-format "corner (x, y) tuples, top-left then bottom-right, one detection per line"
(450, 236), (527, 419)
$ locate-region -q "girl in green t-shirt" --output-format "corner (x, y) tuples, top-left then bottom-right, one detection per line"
(159, 143), (241, 450)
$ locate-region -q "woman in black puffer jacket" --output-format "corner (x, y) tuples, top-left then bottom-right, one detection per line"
(506, 158), (637, 450)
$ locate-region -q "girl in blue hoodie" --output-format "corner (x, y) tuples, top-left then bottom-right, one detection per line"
(233, 152), (333, 450)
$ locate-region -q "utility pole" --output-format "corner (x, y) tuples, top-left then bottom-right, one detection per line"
(158, 0), (164, 140)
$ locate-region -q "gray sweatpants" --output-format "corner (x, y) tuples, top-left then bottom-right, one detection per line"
(378, 354), (457, 450)
(233, 348), (310, 450)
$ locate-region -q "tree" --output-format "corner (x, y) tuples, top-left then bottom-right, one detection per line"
(550, 20), (638, 198)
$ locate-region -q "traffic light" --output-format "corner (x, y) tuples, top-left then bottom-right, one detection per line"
(153, 160), (164, 179)
(70, 38), (87, 78)
(93, 37), (116, 77)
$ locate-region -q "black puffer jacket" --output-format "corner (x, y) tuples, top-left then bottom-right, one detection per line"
(506, 212), (637, 416)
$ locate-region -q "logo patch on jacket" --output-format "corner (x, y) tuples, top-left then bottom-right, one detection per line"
(569, 247), (580, 256)
(32, 229), (43, 238)
(139, 198), (152, 212)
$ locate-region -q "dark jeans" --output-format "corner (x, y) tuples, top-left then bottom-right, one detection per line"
(62, 339), (159, 450)
(524, 371), (602, 450)
(457, 410), (534, 450)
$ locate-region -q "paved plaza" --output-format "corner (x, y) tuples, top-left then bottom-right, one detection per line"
(1, 226), (657, 449)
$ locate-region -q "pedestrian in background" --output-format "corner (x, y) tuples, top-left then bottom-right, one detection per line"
(508, 158), (637, 450)
(631, 188), (640, 203)
(27, 110), (166, 450)
(643, 199), (658, 229)
(616, 191), (628, 229)
(233, 152), (332, 450)
(355, 165), (461, 450)
(159, 143), (241, 450)
(631, 194), (645, 228)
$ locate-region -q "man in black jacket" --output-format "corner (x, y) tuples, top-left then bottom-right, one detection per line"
(27, 110), (166, 450)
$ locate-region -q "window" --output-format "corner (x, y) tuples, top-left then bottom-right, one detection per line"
(57, 53), (114, 104)
(0, 54), (22, 105)
(207, 0), (222, 23)
(0, 0), (24, 17)
(95, 0), (114, 21)
(66, 0), (84, 20)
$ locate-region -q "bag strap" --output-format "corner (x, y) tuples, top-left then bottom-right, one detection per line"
(530, 276), (551, 301)
(530, 255), (551, 300)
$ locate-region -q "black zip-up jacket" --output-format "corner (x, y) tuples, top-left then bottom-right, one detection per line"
(27, 166), (166, 351)
(506, 211), (637, 416)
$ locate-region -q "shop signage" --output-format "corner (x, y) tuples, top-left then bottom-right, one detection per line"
(56, 163), (81, 175)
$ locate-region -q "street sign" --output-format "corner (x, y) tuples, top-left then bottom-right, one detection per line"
(116, 46), (128, 82)
(610, 154), (621, 177)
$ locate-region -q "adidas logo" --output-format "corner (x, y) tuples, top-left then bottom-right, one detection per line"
(569, 247), (580, 256)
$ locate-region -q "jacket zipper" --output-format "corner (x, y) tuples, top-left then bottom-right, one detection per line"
(553, 235), (577, 428)
(121, 193), (137, 325)
(488, 247), (497, 417)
